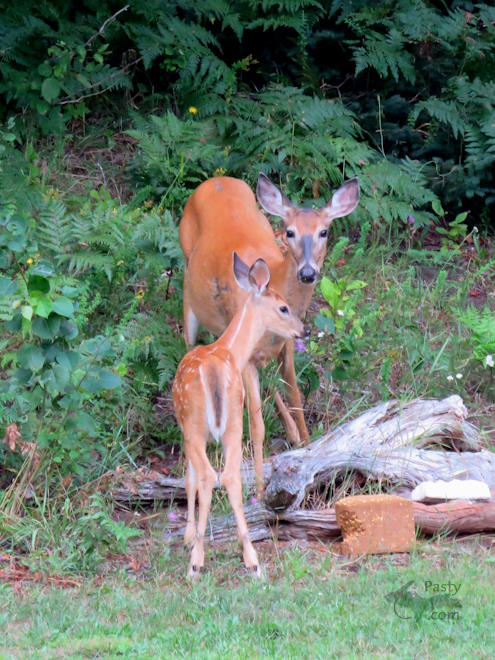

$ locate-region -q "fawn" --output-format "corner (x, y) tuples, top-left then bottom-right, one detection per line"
(172, 252), (304, 578)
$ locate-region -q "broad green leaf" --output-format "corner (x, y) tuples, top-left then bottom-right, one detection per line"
(0, 277), (18, 297)
(453, 211), (468, 224)
(41, 77), (61, 103)
(18, 345), (45, 371)
(28, 275), (50, 294)
(56, 351), (80, 371)
(31, 294), (53, 318)
(345, 280), (367, 291)
(52, 296), (74, 318)
(59, 320), (78, 340)
(432, 199), (444, 216)
(32, 314), (61, 339)
(53, 363), (70, 390)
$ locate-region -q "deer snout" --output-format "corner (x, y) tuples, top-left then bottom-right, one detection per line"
(298, 265), (318, 284)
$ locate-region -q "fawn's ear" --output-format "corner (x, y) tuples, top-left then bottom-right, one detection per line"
(233, 252), (251, 291)
(323, 178), (360, 224)
(256, 172), (294, 221)
(248, 258), (270, 295)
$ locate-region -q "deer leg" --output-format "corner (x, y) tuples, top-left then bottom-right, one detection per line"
(242, 361), (265, 498)
(273, 391), (301, 447)
(183, 277), (199, 347)
(184, 459), (198, 546)
(221, 425), (260, 577)
(185, 442), (217, 579)
(278, 341), (310, 446)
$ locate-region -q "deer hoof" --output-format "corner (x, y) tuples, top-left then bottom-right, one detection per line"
(187, 564), (201, 580)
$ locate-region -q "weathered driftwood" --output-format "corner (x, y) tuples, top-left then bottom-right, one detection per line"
(113, 462), (270, 503)
(113, 396), (483, 505)
(264, 395), (493, 511)
(113, 395), (495, 539)
(164, 497), (495, 544)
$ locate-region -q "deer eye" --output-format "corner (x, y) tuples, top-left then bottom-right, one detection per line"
(279, 305), (289, 314)
(286, 229), (295, 239)
(319, 229), (328, 238)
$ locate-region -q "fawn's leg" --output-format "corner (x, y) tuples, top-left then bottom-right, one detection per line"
(221, 423), (260, 577)
(184, 459), (198, 546)
(242, 361), (265, 498)
(277, 340), (310, 446)
(186, 441), (217, 579)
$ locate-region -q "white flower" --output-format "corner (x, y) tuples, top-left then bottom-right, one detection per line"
(484, 355), (494, 368)
(447, 375), (454, 382)
(317, 331), (325, 338)
(456, 373), (463, 380)
(337, 309), (344, 317)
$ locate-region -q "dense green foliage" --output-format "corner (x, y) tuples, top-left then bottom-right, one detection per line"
(1, 1), (495, 571)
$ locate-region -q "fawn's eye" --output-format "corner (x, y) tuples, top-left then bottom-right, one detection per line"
(319, 229), (328, 238)
(279, 305), (289, 314)
(286, 229), (295, 239)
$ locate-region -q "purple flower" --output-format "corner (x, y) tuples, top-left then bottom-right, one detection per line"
(407, 215), (415, 225)
(251, 496), (258, 506)
(168, 511), (178, 522)
(294, 339), (306, 353)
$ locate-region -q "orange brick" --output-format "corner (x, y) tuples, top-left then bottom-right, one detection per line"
(335, 494), (415, 556)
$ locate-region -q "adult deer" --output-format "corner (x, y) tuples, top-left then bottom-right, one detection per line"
(179, 174), (360, 493)
(173, 253), (303, 578)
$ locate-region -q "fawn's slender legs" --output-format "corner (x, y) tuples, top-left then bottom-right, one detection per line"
(184, 435), (217, 579)
(221, 421), (260, 576)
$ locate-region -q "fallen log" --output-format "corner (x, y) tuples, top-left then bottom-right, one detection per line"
(164, 498), (495, 545)
(113, 396), (483, 506)
(265, 395), (493, 511)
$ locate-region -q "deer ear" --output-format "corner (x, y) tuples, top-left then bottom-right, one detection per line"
(233, 252), (251, 291)
(256, 172), (293, 221)
(323, 178), (360, 223)
(248, 258), (270, 295)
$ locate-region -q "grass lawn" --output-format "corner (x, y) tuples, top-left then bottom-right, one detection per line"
(1, 537), (494, 658)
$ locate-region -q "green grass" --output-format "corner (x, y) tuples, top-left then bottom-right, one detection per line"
(1, 541), (494, 658)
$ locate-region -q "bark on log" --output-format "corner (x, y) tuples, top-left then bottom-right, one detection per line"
(164, 498), (495, 545)
(265, 395), (492, 511)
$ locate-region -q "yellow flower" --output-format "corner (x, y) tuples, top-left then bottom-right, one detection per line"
(113, 207), (117, 214)
(136, 289), (144, 300)
(27, 258), (34, 265)
(188, 106), (198, 115)
(144, 335), (152, 343)
(214, 167), (226, 176)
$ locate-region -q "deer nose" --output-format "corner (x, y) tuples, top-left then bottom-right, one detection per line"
(298, 265), (317, 283)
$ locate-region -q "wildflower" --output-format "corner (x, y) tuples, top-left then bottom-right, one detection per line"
(447, 375), (454, 382)
(144, 335), (152, 343)
(294, 339), (306, 353)
(337, 309), (344, 317)
(251, 496), (258, 506)
(214, 167), (226, 176)
(337, 258), (345, 267)
(188, 106), (198, 115)
(407, 215), (415, 225)
(484, 355), (494, 368)
(113, 207), (117, 214)
(168, 511), (178, 522)
(456, 373), (463, 380)
(136, 289), (144, 300)
(317, 331), (325, 338)
(26, 257), (33, 265)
